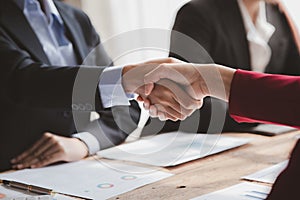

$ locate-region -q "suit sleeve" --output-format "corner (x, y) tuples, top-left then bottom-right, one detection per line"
(83, 101), (141, 150)
(0, 26), (105, 112)
(229, 69), (300, 129)
(73, 10), (140, 148)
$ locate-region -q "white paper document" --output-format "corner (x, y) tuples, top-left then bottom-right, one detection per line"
(242, 161), (288, 184)
(0, 160), (173, 200)
(98, 132), (251, 167)
(191, 182), (271, 200)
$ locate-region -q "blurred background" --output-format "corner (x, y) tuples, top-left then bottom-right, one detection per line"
(63, 0), (299, 65)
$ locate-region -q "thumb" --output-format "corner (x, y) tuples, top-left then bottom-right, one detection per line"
(144, 83), (155, 96)
(144, 65), (167, 84)
(144, 65), (168, 95)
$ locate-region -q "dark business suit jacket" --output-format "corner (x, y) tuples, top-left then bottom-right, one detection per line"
(0, 0), (140, 171)
(142, 0), (300, 135)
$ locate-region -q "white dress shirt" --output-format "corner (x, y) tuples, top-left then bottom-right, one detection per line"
(238, 0), (276, 72)
(24, 0), (77, 66)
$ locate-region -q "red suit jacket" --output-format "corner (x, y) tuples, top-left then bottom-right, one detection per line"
(229, 69), (300, 200)
(230, 70), (300, 129)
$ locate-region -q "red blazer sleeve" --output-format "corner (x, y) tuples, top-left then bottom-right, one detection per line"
(229, 69), (300, 129)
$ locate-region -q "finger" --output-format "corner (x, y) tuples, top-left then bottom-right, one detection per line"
(12, 134), (60, 169)
(144, 65), (168, 88)
(19, 135), (57, 165)
(143, 57), (183, 65)
(155, 104), (184, 121)
(11, 132), (53, 164)
(158, 112), (166, 121)
(136, 96), (144, 102)
(186, 81), (207, 101)
(143, 98), (151, 110)
(145, 63), (192, 86)
(156, 90), (194, 117)
(172, 90), (202, 110)
(13, 143), (62, 169)
(144, 83), (155, 96)
(157, 111), (178, 121)
(155, 79), (200, 113)
(30, 148), (63, 169)
(149, 105), (158, 117)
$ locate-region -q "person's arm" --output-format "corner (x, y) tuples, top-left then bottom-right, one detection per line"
(0, 27), (105, 111)
(144, 63), (300, 129)
(11, 100), (141, 169)
(229, 69), (300, 129)
(11, 132), (89, 169)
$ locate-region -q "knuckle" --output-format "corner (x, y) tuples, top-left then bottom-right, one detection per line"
(44, 132), (53, 138)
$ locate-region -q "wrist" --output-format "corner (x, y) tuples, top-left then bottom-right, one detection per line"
(122, 64), (136, 93)
(72, 138), (89, 158)
(215, 65), (236, 101)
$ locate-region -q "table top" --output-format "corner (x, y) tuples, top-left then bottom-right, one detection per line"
(108, 131), (300, 200)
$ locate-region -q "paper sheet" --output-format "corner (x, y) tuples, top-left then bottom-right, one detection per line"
(251, 124), (296, 136)
(190, 182), (271, 200)
(98, 132), (251, 167)
(242, 161), (288, 184)
(0, 160), (173, 200)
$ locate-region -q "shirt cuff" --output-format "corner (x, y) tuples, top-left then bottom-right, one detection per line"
(99, 66), (134, 108)
(72, 132), (100, 155)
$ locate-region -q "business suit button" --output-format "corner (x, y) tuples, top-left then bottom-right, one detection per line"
(86, 103), (93, 111)
(72, 104), (79, 110)
(79, 104), (85, 111)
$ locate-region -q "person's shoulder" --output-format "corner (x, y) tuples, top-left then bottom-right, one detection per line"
(265, 2), (285, 19)
(178, 0), (224, 19)
(265, 2), (291, 29)
(181, 0), (223, 12)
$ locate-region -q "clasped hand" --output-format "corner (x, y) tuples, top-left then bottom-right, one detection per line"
(123, 58), (211, 121)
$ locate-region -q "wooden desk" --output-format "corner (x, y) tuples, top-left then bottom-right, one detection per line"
(108, 131), (300, 200)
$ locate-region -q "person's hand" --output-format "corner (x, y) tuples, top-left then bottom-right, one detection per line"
(137, 79), (201, 121)
(144, 62), (209, 100)
(11, 132), (88, 169)
(143, 62), (236, 120)
(122, 57), (184, 95)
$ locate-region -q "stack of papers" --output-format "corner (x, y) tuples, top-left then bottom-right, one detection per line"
(191, 182), (271, 200)
(0, 160), (173, 200)
(242, 161), (288, 184)
(251, 124), (296, 136)
(98, 132), (251, 166)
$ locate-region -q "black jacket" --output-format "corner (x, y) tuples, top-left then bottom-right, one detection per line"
(142, 0), (300, 135)
(0, 0), (140, 171)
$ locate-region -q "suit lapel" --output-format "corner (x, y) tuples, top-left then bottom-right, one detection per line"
(55, 1), (88, 63)
(0, 0), (51, 64)
(265, 4), (288, 73)
(216, 0), (251, 70)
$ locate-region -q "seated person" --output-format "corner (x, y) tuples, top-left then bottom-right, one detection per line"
(142, 0), (300, 135)
(0, 0), (138, 171)
(1, 0), (192, 170)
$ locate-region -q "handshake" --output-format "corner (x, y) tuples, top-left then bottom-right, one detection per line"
(122, 58), (236, 121)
